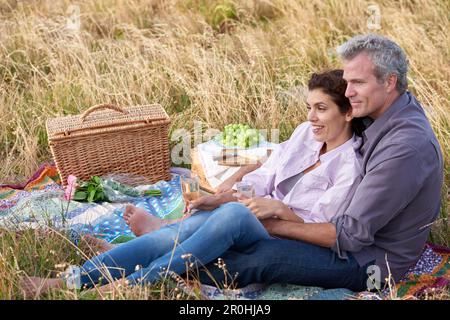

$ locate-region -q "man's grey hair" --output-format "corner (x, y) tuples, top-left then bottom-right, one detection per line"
(337, 34), (408, 93)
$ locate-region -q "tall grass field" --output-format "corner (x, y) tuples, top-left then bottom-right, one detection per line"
(0, 0), (448, 299)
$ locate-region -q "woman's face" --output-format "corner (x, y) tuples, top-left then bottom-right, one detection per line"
(306, 89), (353, 146)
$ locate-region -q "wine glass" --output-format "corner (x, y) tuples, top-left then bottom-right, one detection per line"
(181, 173), (200, 212)
(235, 181), (255, 199)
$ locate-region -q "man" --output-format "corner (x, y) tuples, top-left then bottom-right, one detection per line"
(194, 34), (444, 291)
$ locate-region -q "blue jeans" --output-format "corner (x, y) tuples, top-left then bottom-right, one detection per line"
(80, 202), (371, 291)
(79, 202), (271, 286)
(198, 239), (373, 292)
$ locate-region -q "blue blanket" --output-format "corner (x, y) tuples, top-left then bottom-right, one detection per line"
(0, 170), (185, 244)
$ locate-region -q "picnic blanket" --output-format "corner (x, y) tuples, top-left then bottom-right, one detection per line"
(0, 163), (185, 243)
(1, 164), (449, 300)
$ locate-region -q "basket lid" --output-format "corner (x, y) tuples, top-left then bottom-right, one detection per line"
(46, 104), (170, 139)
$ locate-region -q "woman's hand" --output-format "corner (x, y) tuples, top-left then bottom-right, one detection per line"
(215, 163), (262, 194)
(188, 190), (236, 212)
(239, 197), (303, 222)
(186, 194), (222, 212)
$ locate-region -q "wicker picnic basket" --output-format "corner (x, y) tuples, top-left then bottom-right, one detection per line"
(46, 103), (172, 186)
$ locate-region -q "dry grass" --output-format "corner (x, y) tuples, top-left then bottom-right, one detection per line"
(0, 0), (448, 299)
(0, 227), (209, 300)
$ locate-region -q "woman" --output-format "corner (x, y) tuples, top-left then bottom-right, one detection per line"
(21, 70), (364, 296)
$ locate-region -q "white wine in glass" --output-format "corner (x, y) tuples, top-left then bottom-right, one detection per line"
(236, 181), (255, 199)
(181, 175), (200, 202)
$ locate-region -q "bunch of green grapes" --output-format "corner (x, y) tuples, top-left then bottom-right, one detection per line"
(215, 123), (263, 148)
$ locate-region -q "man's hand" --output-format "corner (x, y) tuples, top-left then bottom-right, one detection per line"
(261, 218), (337, 247)
(260, 218), (283, 236)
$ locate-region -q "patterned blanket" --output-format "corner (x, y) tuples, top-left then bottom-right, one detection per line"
(0, 164), (185, 243)
(1, 164), (448, 300)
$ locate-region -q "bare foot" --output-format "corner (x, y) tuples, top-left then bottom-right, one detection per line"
(123, 205), (191, 237)
(123, 205), (166, 236)
(20, 276), (64, 299)
(81, 234), (116, 253)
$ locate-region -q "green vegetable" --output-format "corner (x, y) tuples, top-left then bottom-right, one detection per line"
(73, 191), (87, 201)
(72, 176), (107, 203)
(142, 189), (162, 196)
(71, 176), (162, 202)
(215, 123), (264, 148)
(103, 179), (140, 197)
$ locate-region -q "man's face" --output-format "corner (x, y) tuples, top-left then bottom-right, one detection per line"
(343, 53), (391, 119)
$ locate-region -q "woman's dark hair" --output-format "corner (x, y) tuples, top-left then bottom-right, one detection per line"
(307, 69), (365, 136)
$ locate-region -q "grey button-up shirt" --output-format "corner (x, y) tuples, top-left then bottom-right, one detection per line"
(331, 92), (444, 282)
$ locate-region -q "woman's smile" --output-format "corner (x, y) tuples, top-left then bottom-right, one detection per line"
(312, 125), (325, 135)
